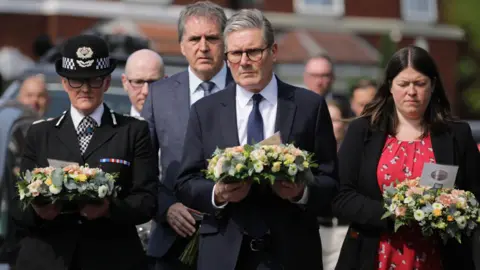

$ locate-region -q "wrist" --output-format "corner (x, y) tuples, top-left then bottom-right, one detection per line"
(214, 185), (225, 204)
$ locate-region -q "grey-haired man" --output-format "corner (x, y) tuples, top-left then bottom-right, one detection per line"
(175, 9), (338, 270)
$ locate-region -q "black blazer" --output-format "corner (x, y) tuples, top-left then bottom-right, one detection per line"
(12, 104), (158, 270)
(174, 78), (339, 270)
(332, 117), (480, 270)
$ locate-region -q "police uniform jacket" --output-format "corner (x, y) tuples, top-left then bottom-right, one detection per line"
(12, 103), (158, 270)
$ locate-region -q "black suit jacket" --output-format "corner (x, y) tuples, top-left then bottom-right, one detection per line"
(332, 117), (480, 270)
(174, 78), (339, 270)
(12, 104), (158, 270)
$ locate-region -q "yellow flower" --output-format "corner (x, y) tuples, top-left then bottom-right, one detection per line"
(433, 209), (442, 217)
(418, 199), (425, 205)
(75, 174), (88, 182)
(272, 162), (281, 173)
(283, 154), (295, 165)
(447, 215), (454, 222)
(235, 163), (245, 172)
(45, 178), (52, 186)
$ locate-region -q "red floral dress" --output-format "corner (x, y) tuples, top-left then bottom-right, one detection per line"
(376, 135), (443, 270)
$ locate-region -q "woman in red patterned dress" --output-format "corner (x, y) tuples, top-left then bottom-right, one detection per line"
(332, 45), (480, 270)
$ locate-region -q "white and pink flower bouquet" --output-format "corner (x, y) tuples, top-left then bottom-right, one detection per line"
(17, 164), (120, 210)
(382, 177), (480, 243)
(180, 143), (317, 266)
(204, 143), (317, 185)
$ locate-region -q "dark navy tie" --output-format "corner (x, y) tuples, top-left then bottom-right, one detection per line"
(247, 94), (264, 145)
(199, 81), (216, 97)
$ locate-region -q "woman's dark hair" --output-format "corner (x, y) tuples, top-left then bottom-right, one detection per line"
(361, 45), (453, 137)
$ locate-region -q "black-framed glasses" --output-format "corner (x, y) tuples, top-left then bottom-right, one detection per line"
(127, 78), (158, 89)
(225, 46), (270, 64)
(67, 77), (105, 89)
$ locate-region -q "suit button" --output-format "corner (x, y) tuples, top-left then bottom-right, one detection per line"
(78, 220), (82, 225)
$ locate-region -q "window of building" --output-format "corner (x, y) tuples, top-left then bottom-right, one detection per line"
(294, 0), (344, 16)
(401, 0), (438, 23)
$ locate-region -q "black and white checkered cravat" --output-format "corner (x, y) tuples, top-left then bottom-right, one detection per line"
(199, 81), (216, 97)
(77, 116), (97, 155)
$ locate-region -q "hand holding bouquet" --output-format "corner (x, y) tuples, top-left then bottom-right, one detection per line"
(204, 143), (317, 185)
(180, 143), (317, 266)
(382, 177), (480, 243)
(17, 164), (120, 210)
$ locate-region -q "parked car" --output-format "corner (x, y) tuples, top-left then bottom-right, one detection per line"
(0, 62), (130, 118)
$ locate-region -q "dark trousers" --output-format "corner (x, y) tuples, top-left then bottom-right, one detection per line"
(235, 235), (283, 270)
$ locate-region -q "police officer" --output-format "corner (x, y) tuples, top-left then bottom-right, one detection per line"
(12, 35), (158, 270)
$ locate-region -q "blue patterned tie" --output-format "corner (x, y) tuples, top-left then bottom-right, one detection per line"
(247, 94), (264, 145)
(199, 81), (216, 97)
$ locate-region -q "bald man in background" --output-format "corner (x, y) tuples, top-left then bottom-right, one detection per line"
(122, 49), (165, 254)
(17, 74), (49, 117)
(122, 49), (165, 116)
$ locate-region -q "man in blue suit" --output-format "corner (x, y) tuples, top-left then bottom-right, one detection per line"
(175, 9), (339, 270)
(141, 1), (233, 269)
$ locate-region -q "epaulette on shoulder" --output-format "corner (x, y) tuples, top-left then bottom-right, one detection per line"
(32, 117), (55, 125)
(123, 114), (145, 121)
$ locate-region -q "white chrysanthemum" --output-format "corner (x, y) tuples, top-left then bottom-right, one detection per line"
(48, 185), (62, 195)
(432, 203), (443, 210)
(253, 163), (264, 173)
(98, 185), (108, 198)
(404, 197), (414, 205)
(456, 216), (467, 229)
(414, 210), (425, 221)
(287, 164), (298, 176)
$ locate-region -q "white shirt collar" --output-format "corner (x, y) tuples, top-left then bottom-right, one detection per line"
(236, 74), (278, 108)
(130, 106), (140, 117)
(188, 62), (227, 94)
(70, 103), (104, 130)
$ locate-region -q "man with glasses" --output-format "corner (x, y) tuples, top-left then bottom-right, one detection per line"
(12, 34), (158, 270)
(141, 2), (233, 270)
(175, 9), (338, 270)
(122, 49), (165, 117)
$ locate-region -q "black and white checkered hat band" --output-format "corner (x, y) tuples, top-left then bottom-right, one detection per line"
(96, 57), (110, 70)
(61, 57), (110, 70)
(62, 58), (76, 70)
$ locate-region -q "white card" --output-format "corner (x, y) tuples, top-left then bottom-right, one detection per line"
(419, 163), (458, 189)
(47, 159), (79, 168)
(258, 131), (282, 146)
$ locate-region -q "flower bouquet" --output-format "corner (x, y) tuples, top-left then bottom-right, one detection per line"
(17, 164), (120, 210)
(179, 143), (317, 266)
(381, 177), (480, 243)
(204, 144), (317, 185)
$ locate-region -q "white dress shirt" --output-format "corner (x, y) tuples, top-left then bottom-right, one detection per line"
(212, 75), (309, 208)
(70, 103), (104, 131)
(188, 62), (227, 106)
(130, 106), (141, 117)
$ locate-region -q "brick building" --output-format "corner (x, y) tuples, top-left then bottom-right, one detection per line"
(0, 0), (464, 113)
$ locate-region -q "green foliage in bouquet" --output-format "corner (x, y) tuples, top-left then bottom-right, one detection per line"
(180, 143), (318, 266)
(17, 164), (120, 210)
(203, 143), (318, 185)
(381, 178), (480, 244)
